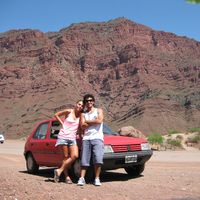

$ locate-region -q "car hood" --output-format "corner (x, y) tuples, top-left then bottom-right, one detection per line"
(104, 135), (147, 145)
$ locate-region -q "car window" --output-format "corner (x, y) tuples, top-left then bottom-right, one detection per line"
(103, 124), (118, 136)
(50, 121), (62, 139)
(33, 123), (49, 139)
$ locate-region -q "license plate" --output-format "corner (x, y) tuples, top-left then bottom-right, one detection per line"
(125, 155), (137, 163)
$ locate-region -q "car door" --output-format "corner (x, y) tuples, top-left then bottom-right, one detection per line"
(29, 121), (51, 165)
(30, 120), (63, 167)
(43, 120), (63, 166)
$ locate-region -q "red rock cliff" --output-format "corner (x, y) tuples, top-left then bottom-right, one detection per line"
(0, 18), (200, 138)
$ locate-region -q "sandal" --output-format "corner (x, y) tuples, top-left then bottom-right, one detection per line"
(54, 169), (60, 183)
(65, 177), (73, 184)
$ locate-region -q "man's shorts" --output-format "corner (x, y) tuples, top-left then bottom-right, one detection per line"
(81, 139), (104, 166)
(55, 138), (77, 147)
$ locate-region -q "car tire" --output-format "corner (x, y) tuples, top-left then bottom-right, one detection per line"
(124, 164), (145, 176)
(70, 158), (94, 182)
(26, 153), (39, 174)
(70, 158), (81, 180)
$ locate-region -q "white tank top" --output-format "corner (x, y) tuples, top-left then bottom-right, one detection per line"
(83, 108), (104, 141)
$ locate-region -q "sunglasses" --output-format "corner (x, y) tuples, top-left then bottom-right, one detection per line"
(85, 99), (94, 103)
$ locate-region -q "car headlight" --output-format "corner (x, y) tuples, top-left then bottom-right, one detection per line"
(141, 143), (151, 150)
(104, 145), (114, 153)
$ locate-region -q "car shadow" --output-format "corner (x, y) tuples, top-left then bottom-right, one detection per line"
(101, 170), (143, 183)
(19, 168), (143, 183)
(19, 168), (55, 181)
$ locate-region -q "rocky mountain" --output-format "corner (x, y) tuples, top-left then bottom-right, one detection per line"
(1, 18), (200, 138)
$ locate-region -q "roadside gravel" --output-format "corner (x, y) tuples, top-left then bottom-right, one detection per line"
(0, 140), (200, 200)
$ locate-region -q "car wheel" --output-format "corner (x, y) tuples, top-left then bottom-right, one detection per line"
(26, 153), (39, 174)
(124, 164), (145, 176)
(70, 158), (94, 182)
(70, 158), (81, 180)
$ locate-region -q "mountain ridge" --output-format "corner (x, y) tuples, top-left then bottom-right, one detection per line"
(0, 18), (200, 138)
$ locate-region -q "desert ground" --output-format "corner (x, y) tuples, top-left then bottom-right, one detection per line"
(0, 140), (200, 200)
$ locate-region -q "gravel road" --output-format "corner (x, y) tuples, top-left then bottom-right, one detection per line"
(0, 140), (200, 200)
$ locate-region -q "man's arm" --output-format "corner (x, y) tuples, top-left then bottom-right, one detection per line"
(80, 113), (89, 130)
(85, 108), (104, 125)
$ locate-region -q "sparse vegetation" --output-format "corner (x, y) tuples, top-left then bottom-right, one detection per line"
(148, 133), (163, 145)
(187, 134), (200, 143)
(167, 139), (182, 148)
(188, 127), (200, 133)
(168, 129), (179, 135)
(149, 127), (200, 151)
(176, 135), (183, 140)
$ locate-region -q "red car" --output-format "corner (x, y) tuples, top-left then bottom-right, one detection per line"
(24, 119), (152, 179)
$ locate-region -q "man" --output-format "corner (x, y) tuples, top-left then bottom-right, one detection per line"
(77, 94), (104, 186)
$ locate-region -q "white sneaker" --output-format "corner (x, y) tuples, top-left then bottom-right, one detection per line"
(77, 177), (86, 186)
(94, 178), (101, 186)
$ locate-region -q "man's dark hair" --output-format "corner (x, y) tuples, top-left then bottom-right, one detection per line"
(83, 94), (95, 104)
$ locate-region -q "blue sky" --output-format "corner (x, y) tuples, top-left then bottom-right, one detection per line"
(0, 0), (200, 41)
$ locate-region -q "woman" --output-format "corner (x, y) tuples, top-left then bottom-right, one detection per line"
(54, 100), (83, 184)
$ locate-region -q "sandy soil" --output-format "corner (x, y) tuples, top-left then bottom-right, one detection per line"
(0, 140), (200, 200)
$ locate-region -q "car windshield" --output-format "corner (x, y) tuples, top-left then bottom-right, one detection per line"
(51, 120), (118, 136)
(103, 124), (118, 136)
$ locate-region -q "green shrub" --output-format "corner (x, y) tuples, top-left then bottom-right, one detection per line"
(187, 135), (200, 143)
(168, 129), (179, 135)
(188, 127), (200, 133)
(168, 139), (182, 147)
(148, 133), (163, 144)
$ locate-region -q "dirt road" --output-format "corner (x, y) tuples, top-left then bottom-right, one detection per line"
(0, 140), (200, 200)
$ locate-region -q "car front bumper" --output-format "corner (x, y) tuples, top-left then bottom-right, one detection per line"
(103, 150), (153, 170)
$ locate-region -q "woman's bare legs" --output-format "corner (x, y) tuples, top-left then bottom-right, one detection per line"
(63, 145), (79, 181)
(55, 145), (78, 182)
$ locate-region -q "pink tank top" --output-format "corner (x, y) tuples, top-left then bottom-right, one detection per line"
(58, 111), (80, 140)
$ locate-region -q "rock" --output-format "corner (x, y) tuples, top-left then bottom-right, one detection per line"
(118, 126), (146, 138)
